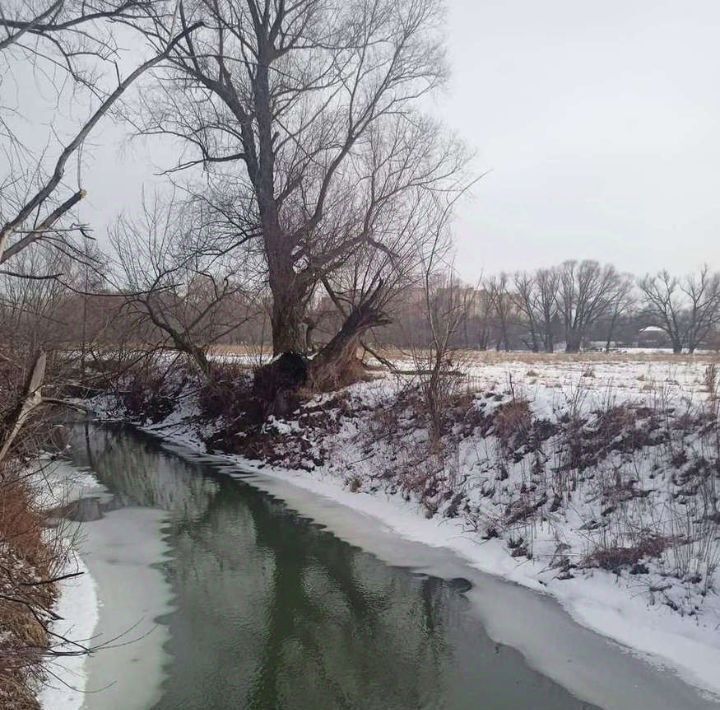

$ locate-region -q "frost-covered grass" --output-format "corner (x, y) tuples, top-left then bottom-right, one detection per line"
(385, 349), (717, 410)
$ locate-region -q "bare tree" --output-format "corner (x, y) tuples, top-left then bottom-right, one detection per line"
(603, 273), (635, 352)
(556, 260), (621, 353)
(0, 244), (84, 352)
(639, 266), (720, 354)
(684, 266), (720, 354)
(306, 121), (467, 384)
(110, 197), (258, 374)
(415, 222), (474, 443)
(514, 271), (540, 352)
(486, 272), (513, 351)
(638, 271), (685, 353)
(128, 0), (468, 370)
(513, 268), (560, 353)
(0, 0), (146, 52)
(535, 267), (560, 352)
(1, 1), (200, 269)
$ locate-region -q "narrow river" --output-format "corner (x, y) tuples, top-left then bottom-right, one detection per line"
(56, 422), (719, 710)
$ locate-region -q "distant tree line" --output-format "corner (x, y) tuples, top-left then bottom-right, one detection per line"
(2, 259), (718, 357)
(317, 260), (720, 354)
(373, 260), (719, 354)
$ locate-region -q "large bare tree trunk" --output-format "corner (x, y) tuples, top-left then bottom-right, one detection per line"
(134, 0), (465, 367)
(270, 289), (308, 355)
(565, 330), (582, 353)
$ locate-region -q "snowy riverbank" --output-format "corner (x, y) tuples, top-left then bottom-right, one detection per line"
(36, 459), (171, 710)
(236, 457), (720, 703)
(39, 400), (720, 708)
(88, 350), (720, 705)
(34, 461), (102, 710)
(37, 552), (98, 710)
(151, 428), (720, 705)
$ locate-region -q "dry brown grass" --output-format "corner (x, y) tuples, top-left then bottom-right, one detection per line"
(375, 347), (720, 366)
(583, 535), (671, 572)
(494, 398), (533, 449)
(0, 465), (62, 709)
(210, 343), (720, 367)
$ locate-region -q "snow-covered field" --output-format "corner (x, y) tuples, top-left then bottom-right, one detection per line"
(391, 349), (716, 407)
(211, 346), (717, 413)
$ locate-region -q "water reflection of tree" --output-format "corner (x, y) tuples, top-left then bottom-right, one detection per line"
(240, 490), (451, 709)
(71, 424), (453, 709)
(72, 423), (218, 520)
(162, 471), (453, 708)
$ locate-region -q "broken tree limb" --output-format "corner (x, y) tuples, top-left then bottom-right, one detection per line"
(0, 351), (47, 466)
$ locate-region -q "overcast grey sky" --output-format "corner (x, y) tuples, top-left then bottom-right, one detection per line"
(77, 0), (720, 279)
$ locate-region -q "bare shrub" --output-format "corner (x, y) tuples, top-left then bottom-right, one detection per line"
(117, 359), (189, 424)
(198, 363), (254, 421)
(309, 355), (372, 393)
(0, 460), (69, 708)
(413, 264), (478, 445)
(584, 535), (669, 572)
(494, 398), (532, 450)
(664, 490), (720, 593)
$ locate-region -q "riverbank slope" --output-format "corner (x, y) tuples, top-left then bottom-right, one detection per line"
(88, 353), (720, 701)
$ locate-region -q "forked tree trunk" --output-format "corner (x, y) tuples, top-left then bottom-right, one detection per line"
(143, 306), (211, 376)
(188, 343), (211, 376)
(309, 295), (390, 391)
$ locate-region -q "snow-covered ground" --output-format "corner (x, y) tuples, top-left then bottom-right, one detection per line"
(210, 347), (716, 422)
(390, 350), (716, 410)
(36, 552), (98, 710)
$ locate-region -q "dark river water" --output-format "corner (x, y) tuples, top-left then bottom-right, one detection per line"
(59, 422), (718, 710)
